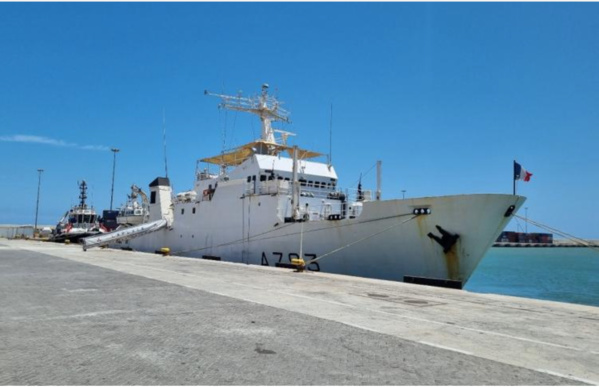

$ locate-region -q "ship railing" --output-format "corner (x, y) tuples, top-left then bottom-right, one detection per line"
(244, 180), (288, 196)
(248, 181), (339, 199)
(297, 186), (373, 203)
(344, 187), (374, 203)
(247, 180), (374, 203)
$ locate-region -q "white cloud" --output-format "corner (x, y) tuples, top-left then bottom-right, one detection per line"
(80, 144), (111, 151)
(0, 135), (109, 151)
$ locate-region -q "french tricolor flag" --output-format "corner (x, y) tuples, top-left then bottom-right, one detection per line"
(514, 161), (533, 182)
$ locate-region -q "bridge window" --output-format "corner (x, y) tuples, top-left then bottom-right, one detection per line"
(181, 208), (185, 215)
(192, 207), (196, 214)
(150, 191), (156, 204)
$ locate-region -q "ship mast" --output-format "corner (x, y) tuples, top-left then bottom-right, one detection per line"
(204, 84), (291, 145)
(78, 180), (88, 209)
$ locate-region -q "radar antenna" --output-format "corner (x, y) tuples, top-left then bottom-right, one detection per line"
(204, 83), (290, 144)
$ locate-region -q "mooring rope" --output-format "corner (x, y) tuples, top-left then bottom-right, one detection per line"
(513, 214), (599, 252)
(305, 215), (419, 265)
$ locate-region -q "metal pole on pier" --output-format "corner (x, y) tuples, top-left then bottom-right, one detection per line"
(110, 148), (120, 210)
(376, 160), (382, 200)
(34, 169), (43, 237)
(328, 103), (333, 168)
(291, 145), (300, 220)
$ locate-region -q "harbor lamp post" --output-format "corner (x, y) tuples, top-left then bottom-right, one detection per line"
(34, 169), (44, 237)
(110, 148), (120, 210)
(401, 190), (406, 200)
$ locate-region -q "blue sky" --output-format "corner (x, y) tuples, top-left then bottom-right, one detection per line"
(1, 3), (598, 239)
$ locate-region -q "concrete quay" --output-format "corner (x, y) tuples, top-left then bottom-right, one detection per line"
(1, 239), (597, 385)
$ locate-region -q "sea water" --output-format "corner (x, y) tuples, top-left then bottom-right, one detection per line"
(465, 247), (599, 307)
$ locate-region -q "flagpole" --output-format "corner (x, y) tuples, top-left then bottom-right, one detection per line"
(513, 160), (516, 196)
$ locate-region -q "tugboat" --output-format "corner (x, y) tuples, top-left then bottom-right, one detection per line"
(51, 180), (102, 243)
(83, 84), (526, 288)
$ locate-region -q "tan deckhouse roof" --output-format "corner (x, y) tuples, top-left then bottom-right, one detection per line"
(200, 140), (322, 166)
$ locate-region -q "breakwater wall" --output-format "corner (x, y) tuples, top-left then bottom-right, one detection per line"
(493, 240), (599, 248)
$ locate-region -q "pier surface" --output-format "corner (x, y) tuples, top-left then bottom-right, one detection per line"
(1, 239), (597, 385)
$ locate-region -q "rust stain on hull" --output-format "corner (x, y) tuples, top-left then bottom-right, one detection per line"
(426, 224), (462, 281)
(415, 215), (427, 237)
(444, 243), (460, 281)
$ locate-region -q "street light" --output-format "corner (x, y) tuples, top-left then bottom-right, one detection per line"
(401, 190), (406, 200)
(525, 207), (528, 234)
(34, 169), (44, 237)
(110, 148), (120, 210)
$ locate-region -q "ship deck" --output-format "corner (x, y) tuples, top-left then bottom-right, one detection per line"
(1, 238), (597, 385)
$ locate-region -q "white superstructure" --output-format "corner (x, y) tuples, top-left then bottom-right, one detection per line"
(83, 84), (525, 288)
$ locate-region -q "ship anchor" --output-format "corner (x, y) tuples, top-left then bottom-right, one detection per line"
(428, 225), (459, 253)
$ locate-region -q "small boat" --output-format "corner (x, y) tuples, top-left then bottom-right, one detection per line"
(51, 180), (102, 243)
(116, 184), (149, 227)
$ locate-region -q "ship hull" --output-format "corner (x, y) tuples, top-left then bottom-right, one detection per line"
(118, 193), (525, 286)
